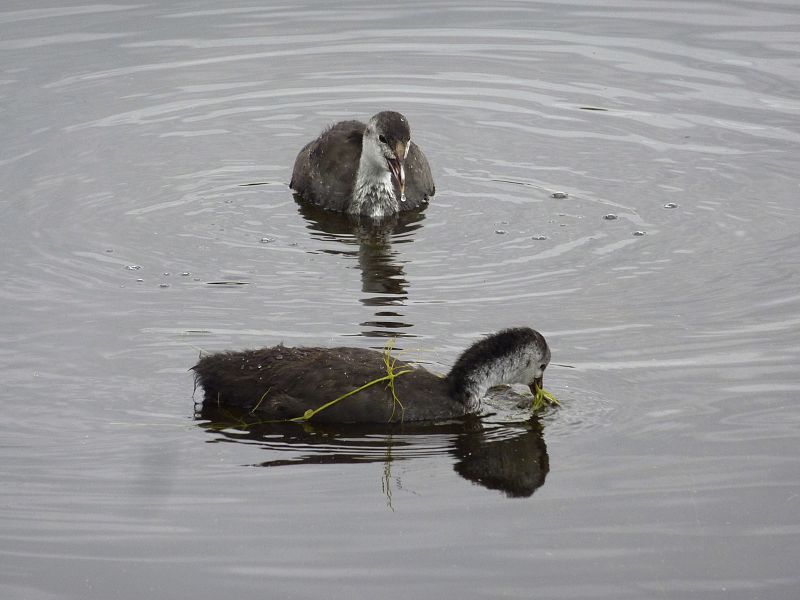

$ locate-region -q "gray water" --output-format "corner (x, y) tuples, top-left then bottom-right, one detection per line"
(2, 1), (799, 598)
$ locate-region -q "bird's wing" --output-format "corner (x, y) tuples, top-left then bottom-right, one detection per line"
(290, 120), (365, 211)
(403, 141), (435, 209)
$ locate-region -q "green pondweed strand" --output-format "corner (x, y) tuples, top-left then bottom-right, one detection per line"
(531, 386), (560, 412)
(249, 387), (271, 415)
(289, 338), (411, 423)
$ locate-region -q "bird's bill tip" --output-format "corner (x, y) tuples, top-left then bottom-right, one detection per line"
(386, 155), (406, 198)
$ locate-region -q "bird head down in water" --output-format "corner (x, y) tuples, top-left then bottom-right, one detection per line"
(192, 327), (554, 424)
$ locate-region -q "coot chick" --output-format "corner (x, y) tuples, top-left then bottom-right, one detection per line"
(290, 111), (435, 218)
(193, 327), (550, 423)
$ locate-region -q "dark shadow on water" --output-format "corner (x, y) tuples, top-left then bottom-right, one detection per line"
(295, 197), (426, 338)
(196, 401), (549, 499)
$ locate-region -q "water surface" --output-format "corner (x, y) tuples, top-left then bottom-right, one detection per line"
(2, 1), (799, 598)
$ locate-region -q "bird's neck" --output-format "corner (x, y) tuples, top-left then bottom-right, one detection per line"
(448, 356), (527, 412)
(351, 147), (398, 218)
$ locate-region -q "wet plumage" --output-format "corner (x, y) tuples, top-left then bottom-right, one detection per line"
(193, 328), (550, 424)
(290, 111), (435, 217)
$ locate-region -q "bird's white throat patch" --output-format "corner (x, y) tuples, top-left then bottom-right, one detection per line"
(352, 158), (399, 218)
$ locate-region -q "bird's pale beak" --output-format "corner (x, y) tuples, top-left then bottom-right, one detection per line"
(386, 143), (406, 200)
(529, 375), (544, 397)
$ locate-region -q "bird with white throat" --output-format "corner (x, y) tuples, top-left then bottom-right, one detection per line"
(290, 111), (435, 218)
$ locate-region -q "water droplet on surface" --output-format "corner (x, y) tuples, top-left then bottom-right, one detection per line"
(551, 191), (569, 199)
(633, 230), (646, 236)
(125, 264), (142, 270)
(602, 214), (618, 221)
(664, 202), (678, 209)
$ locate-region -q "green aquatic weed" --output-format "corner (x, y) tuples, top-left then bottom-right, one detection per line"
(531, 386), (560, 412)
(249, 387), (271, 415)
(291, 338), (411, 423)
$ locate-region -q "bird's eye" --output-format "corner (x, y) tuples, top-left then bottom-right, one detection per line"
(379, 135), (387, 144)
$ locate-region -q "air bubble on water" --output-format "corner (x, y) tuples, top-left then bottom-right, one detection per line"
(602, 214), (618, 221)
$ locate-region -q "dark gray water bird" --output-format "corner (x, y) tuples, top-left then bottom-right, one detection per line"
(290, 111), (435, 217)
(193, 327), (550, 423)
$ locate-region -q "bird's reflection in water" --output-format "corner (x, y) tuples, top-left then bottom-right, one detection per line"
(296, 199), (425, 338)
(197, 401), (549, 500)
(452, 421), (549, 498)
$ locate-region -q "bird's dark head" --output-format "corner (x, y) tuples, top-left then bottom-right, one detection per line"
(365, 111), (411, 198)
(447, 327), (551, 409)
(472, 327), (551, 395)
